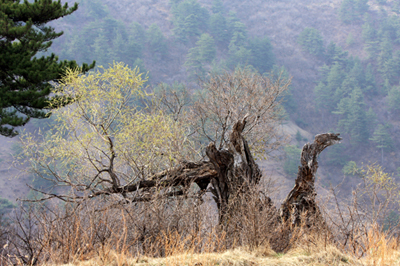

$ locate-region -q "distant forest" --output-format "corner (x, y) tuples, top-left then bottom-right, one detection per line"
(42, 0), (400, 185)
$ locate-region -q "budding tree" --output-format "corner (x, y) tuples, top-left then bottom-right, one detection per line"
(19, 62), (196, 202)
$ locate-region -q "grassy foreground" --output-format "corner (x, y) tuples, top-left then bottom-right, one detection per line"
(53, 245), (400, 266)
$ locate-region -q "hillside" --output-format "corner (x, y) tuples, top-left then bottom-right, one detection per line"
(5, 1), (400, 265)
(44, 0), (400, 193)
(1, 0), (400, 212)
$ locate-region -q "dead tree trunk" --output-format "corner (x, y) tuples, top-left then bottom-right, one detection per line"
(206, 116), (264, 225)
(279, 133), (341, 227)
(82, 117), (340, 235)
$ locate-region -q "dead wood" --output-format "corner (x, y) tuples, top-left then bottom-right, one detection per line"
(206, 116), (266, 224)
(84, 116), (271, 226)
(280, 133), (342, 227)
(88, 161), (217, 199)
(35, 116), (340, 237)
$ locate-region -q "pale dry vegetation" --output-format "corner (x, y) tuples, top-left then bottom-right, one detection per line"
(2, 168), (400, 266)
(3, 64), (400, 266)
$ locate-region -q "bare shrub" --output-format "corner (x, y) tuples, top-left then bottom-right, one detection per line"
(218, 185), (278, 250)
(324, 163), (400, 262)
(157, 68), (291, 158)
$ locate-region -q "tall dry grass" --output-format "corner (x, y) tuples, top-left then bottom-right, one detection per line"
(1, 165), (400, 265)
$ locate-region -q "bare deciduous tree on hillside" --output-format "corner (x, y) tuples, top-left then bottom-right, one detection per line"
(157, 68), (290, 158)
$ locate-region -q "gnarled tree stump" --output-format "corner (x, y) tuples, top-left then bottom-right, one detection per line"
(280, 133), (341, 227)
(85, 116), (340, 240)
(206, 116), (265, 225)
(267, 133), (341, 253)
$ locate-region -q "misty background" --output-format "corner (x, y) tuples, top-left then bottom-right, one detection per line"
(1, 0), (400, 212)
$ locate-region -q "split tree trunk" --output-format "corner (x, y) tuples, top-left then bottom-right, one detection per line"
(280, 133), (341, 227)
(88, 118), (341, 233)
(206, 116), (264, 225)
(205, 118), (341, 227)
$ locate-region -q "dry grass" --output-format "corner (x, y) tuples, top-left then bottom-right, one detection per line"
(51, 243), (400, 266)
(3, 200), (400, 266)
(50, 245), (359, 266)
(38, 225), (400, 266)
(358, 225), (400, 266)
(3, 164), (400, 266)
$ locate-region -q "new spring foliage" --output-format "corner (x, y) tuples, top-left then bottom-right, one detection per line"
(21, 63), (192, 190)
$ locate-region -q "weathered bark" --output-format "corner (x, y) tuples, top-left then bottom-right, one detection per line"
(279, 133), (341, 227)
(90, 117), (266, 224)
(266, 133), (341, 253)
(87, 117), (267, 225)
(206, 116), (265, 225)
(89, 161), (217, 198)
(84, 118), (340, 234)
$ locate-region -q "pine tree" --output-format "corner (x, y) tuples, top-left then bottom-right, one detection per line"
(346, 32), (355, 47)
(184, 14), (201, 38)
(381, 16), (399, 41)
(86, 0), (109, 19)
(323, 42), (349, 66)
(378, 36), (393, 74)
(100, 17), (122, 41)
(111, 30), (128, 63)
(340, 0), (357, 24)
(370, 124), (392, 165)
(92, 31), (109, 66)
(211, 0), (224, 14)
(248, 37), (275, 74)
(324, 143), (348, 167)
(314, 82), (331, 111)
(126, 38), (143, 66)
(340, 75), (358, 99)
(327, 63), (345, 105)
(63, 32), (86, 63)
(366, 107), (377, 133)
(0, 0), (95, 137)
(273, 65), (296, 113)
(382, 78), (391, 94)
(324, 42), (337, 65)
(388, 86), (400, 113)
(185, 48), (203, 77)
(365, 41), (380, 60)
(350, 59), (366, 88)
(365, 63), (377, 94)
(126, 22), (145, 65)
(129, 22), (146, 47)
(295, 130), (302, 146)
(185, 33), (216, 77)
(298, 27), (325, 58)
(226, 12), (247, 44)
(196, 34), (216, 63)
(229, 22), (247, 46)
(81, 21), (103, 60)
(209, 13), (229, 45)
(382, 51), (400, 85)
(362, 19), (376, 42)
(171, 0), (209, 42)
(146, 23), (168, 58)
(227, 43), (251, 69)
(314, 63), (344, 112)
(334, 87), (368, 144)
(283, 145), (302, 179)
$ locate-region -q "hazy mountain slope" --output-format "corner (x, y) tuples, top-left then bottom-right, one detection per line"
(3, 0), (400, 202)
